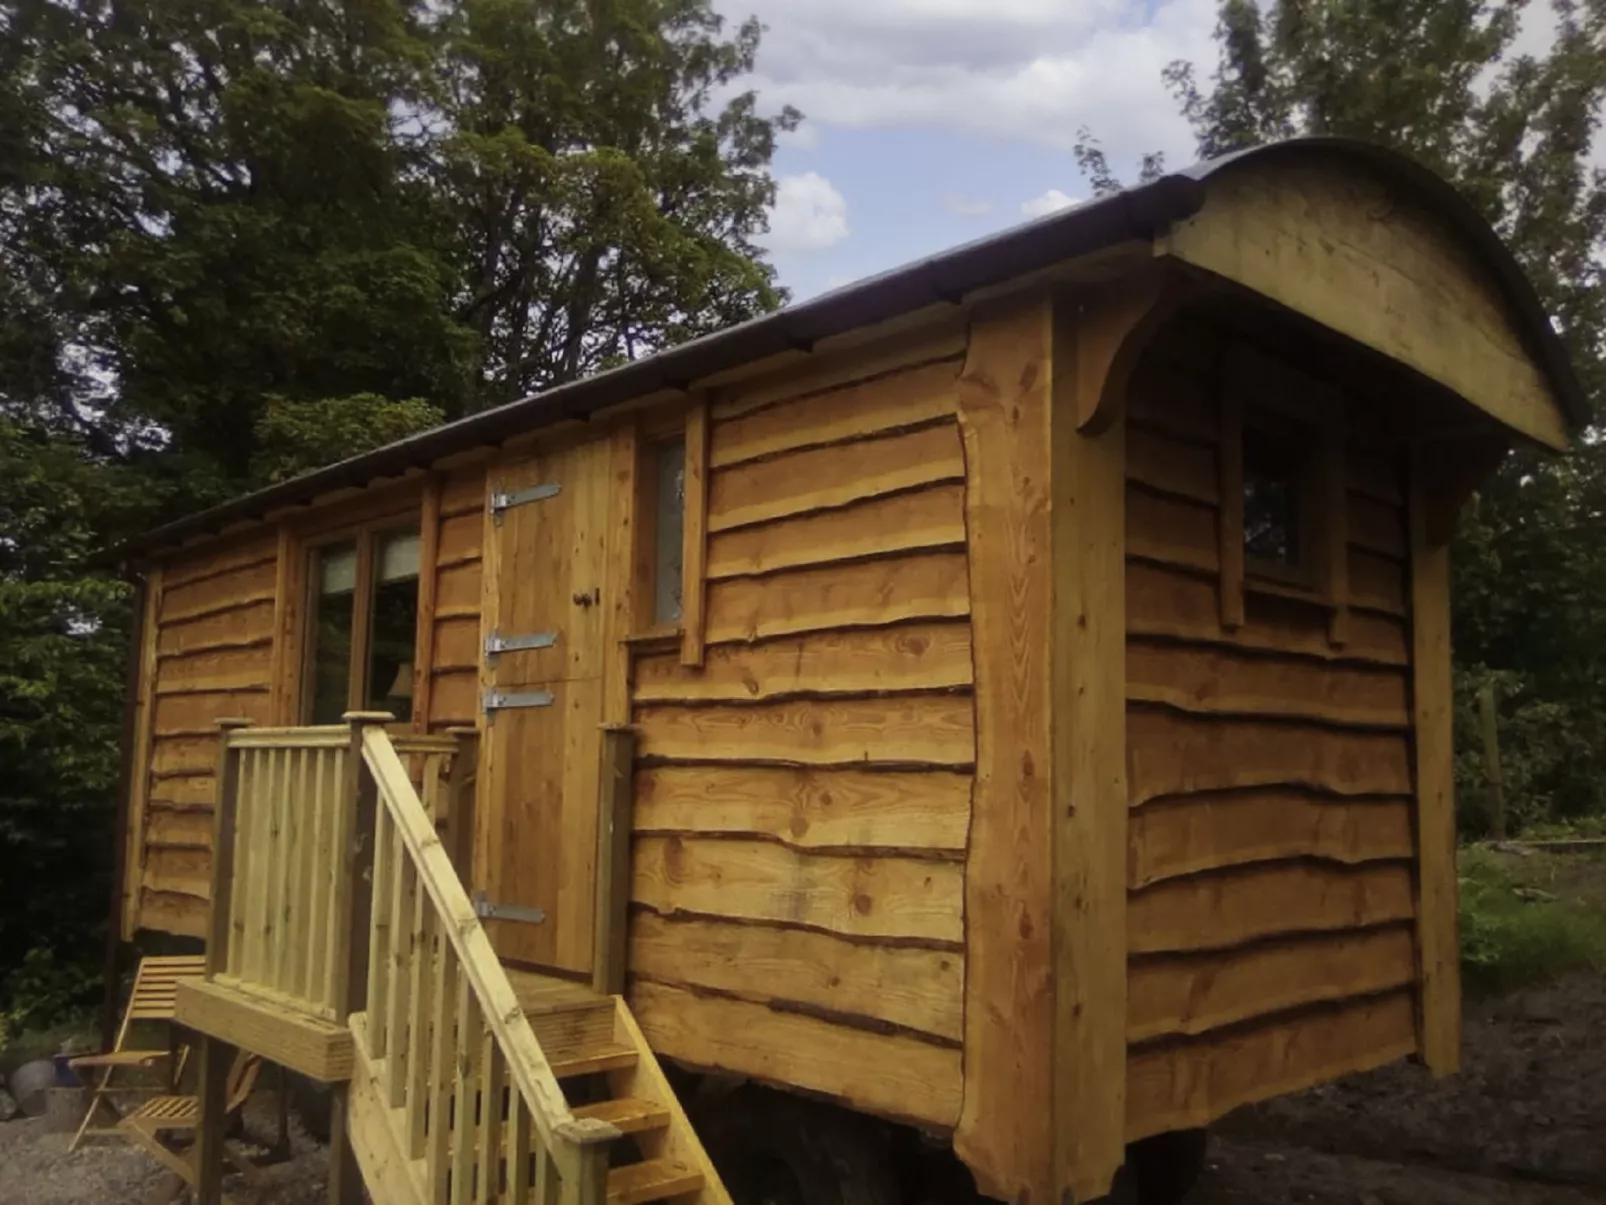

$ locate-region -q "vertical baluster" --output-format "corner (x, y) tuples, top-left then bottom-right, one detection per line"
(386, 830), (417, 1107)
(405, 896), (437, 1157)
(322, 745), (351, 1014)
(428, 951), (461, 1203)
(292, 746), (316, 1001)
(273, 746), (300, 994)
(243, 747), (272, 985)
(478, 1039), (504, 1205)
(260, 746), (283, 989)
(534, 1141), (559, 1205)
(451, 974), (481, 1205)
(506, 1097), (531, 1205)
(366, 806), (395, 1057)
(226, 750), (254, 978)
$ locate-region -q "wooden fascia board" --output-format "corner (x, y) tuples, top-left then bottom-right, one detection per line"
(1154, 163), (1570, 452)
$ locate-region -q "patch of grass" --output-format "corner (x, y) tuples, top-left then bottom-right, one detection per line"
(1459, 845), (1606, 995)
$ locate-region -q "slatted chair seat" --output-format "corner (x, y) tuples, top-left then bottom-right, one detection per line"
(130, 1095), (201, 1126)
(69, 954), (207, 1150)
(119, 1049), (264, 1203)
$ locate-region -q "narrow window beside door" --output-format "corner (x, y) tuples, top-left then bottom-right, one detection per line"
(651, 437), (686, 625)
(307, 527), (420, 724)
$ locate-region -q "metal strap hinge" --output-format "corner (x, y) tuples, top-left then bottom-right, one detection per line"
(483, 688), (554, 714)
(472, 891), (546, 925)
(489, 482), (560, 519)
(484, 629), (557, 656)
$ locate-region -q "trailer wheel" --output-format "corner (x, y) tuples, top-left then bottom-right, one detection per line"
(694, 1088), (900, 1205)
(1125, 1127), (1207, 1205)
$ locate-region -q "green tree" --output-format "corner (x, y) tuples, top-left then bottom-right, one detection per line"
(1157, 0), (1606, 833)
(429, 0), (798, 406)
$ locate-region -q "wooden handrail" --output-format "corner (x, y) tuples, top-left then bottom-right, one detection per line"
(359, 725), (618, 1198)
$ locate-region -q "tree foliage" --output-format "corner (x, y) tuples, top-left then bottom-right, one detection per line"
(0, 0), (794, 1020)
(1158, 0), (1606, 835)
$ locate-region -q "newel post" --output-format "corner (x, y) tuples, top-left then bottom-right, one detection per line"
(327, 710), (391, 1205)
(207, 718), (255, 976)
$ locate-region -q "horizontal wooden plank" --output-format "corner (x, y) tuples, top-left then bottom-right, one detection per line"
(427, 669), (478, 726)
(1349, 548), (1407, 615)
(1127, 486), (1219, 573)
(1126, 641), (1410, 728)
(1126, 357), (1218, 446)
(438, 468), (486, 518)
(1348, 491), (1406, 559)
(1127, 427), (1218, 504)
(436, 561), (481, 613)
(1127, 561), (1409, 666)
(140, 846), (212, 900)
(436, 511), (483, 564)
(136, 889), (208, 938)
(175, 980), (352, 1082)
(708, 423), (966, 533)
(149, 737), (220, 778)
(629, 911), (964, 1041)
(147, 774), (218, 809)
(633, 622), (973, 704)
(705, 551), (970, 644)
(160, 556), (279, 625)
(153, 690), (274, 735)
(711, 358), (960, 468)
(156, 600), (276, 657)
(632, 835), (964, 943)
(706, 483), (966, 580)
(635, 695), (976, 767)
(1128, 927), (1417, 1042)
(710, 319), (967, 422)
(1129, 790), (1414, 887)
(160, 538), (279, 590)
(1128, 861), (1415, 955)
(1128, 707), (1413, 802)
(633, 765), (972, 852)
(628, 979), (963, 1127)
(1126, 989), (1417, 1141)
(432, 615), (481, 672)
(153, 646), (273, 695)
(144, 805), (215, 850)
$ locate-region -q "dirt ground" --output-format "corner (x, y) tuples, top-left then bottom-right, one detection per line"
(3, 972), (1602, 1204)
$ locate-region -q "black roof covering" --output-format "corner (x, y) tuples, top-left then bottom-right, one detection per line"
(124, 136), (1587, 559)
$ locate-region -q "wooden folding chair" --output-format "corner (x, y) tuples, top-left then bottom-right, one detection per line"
(69, 954), (207, 1150)
(119, 1048), (264, 1201)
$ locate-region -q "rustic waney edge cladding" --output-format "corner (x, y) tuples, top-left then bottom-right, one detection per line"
(625, 316), (976, 1130)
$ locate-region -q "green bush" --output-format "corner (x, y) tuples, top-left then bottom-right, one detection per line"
(1458, 847), (1606, 994)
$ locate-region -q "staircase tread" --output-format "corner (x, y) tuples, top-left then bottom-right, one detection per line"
(573, 1097), (672, 1134)
(607, 1159), (704, 1205)
(550, 1042), (638, 1077)
(505, 967), (613, 1016)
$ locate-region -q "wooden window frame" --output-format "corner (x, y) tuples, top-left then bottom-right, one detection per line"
(625, 397), (709, 665)
(295, 511), (424, 726)
(1220, 346), (1350, 643)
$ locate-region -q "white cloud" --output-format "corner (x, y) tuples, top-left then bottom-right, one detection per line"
(778, 121), (822, 151)
(943, 193), (994, 217)
(760, 171), (851, 253)
(715, 0), (1215, 164)
(1020, 188), (1079, 217)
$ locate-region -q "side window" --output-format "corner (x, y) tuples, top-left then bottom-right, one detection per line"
(306, 525), (420, 724)
(645, 436), (686, 627)
(1241, 410), (1318, 587)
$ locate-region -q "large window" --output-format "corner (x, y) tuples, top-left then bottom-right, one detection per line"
(307, 526), (421, 724)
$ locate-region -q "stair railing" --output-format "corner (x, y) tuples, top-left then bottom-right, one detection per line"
(351, 713), (618, 1205)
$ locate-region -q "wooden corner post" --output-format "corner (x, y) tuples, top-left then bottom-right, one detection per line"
(207, 719), (255, 977)
(1052, 276), (1174, 1203)
(1409, 447), (1463, 1076)
(592, 725), (637, 996)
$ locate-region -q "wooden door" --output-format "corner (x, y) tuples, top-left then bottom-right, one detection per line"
(476, 435), (611, 973)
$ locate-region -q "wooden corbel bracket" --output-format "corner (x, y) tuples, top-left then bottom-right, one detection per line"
(1063, 268), (1193, 436)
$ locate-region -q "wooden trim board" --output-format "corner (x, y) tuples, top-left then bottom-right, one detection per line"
(175, 979), (354, 1082)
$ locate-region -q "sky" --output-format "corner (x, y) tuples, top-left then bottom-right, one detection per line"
(719, 0), (1597, 301)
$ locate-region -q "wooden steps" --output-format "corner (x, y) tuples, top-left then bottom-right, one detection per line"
(575, 1098), (672, 1135)
(607, 1159), (703, 1205)
(552, 1043), (639, 1078)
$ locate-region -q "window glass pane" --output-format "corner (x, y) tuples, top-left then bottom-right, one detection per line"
(653, 438), (685, 624)
(367, 527), (420, 721)
(1243, 424), (1302, 568)
(310, 542), (357, 725)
